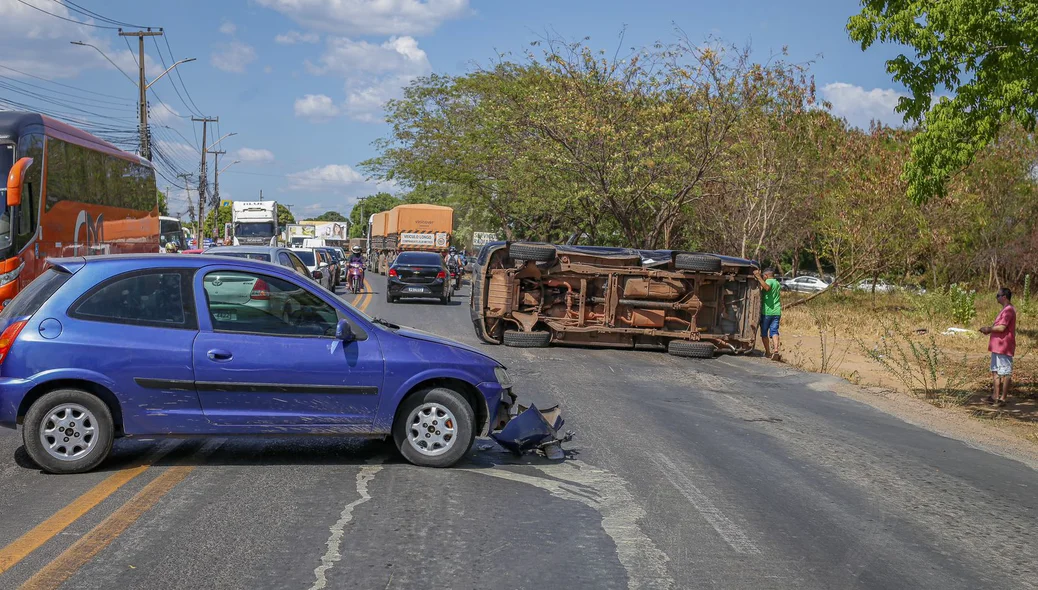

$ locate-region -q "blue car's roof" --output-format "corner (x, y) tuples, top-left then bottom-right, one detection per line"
(47, 254), (291, 275)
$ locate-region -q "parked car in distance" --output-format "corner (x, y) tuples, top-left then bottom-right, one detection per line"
(852, 278), (897, 293)
(204, 246), (311, 278)
(387, 251), (452, 304)
(290, 248), (334, 291)
(470, 242), (760, 357)
(0, 254), (520, 474)
(781, 275), (831, 293)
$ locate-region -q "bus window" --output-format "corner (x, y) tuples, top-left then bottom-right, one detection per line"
(14, 134), (42, 252)
(0, 143), (13, 251)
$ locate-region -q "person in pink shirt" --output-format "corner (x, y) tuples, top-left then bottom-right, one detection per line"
(980, 287), (1016, 407)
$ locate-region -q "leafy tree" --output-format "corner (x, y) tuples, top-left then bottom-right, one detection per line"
(313, 211), (348, 222)
(157, 190), (169, 216)
(347, 192), (401, 238)
(848, 1), (1038, 203)
(203, 206), (232, 239)
(277, 204), (295, 227)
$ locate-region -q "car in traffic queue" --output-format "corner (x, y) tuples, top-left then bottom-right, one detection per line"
(782, 275), (831, 293)
(204, 246), (312, 278)
(290, 248), (334, 291)
(387, 251), (454, 305)
(320, 247), (344, 288)
(0, 254), (524, 474)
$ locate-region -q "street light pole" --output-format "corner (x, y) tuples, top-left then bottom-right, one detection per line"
(72, 34), (195, 161)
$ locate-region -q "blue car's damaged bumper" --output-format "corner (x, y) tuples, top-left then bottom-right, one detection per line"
(492, 403), (572, 460)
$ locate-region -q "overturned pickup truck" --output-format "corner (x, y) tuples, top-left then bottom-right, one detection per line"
(470, 242), (760, 358)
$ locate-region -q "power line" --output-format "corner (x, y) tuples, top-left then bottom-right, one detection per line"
(13, 0), (119, 29)
(0, 73), (134, 109)
(163, 35), (204, 116)
(56, 0), (155, 29)
(150, 36), (201, 118)
(0, 63), (131, 101)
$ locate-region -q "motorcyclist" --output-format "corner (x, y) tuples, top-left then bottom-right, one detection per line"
(446, 247), (463, 288)
(348, 245), (365, 266)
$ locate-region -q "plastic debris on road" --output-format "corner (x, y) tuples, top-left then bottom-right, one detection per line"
(492, 403), (573, 459)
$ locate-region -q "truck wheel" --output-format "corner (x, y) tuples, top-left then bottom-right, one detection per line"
(675, 254), (722, 272)
(23, 389), (115, 474)
(393, 387), (475, 468)
(503, 330), (552, 348)
(509, 243), (556, 263)
(667, 340), (716, 359)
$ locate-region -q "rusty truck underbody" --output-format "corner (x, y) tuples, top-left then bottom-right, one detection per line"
(470, 242), (760, 357)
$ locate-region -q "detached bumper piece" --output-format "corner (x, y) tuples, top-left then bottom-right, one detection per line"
(491, 404), (573, 460)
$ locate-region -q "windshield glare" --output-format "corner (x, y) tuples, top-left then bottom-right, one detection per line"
(235, 222), (275, 237)
(396, 253), (442, 266)
(211, 252), (271, 262)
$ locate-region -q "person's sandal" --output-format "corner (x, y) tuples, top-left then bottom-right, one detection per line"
(995, 400), (1007, 408)
(984, 396), (996, 405)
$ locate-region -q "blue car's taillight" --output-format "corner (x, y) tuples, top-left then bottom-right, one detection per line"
(0, 319), (28, 365)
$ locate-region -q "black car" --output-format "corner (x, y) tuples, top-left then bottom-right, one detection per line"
(387, 251), (452, 304)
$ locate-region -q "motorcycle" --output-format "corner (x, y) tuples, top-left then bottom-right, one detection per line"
(347, 262), (365, 295)
(447, 262), (462, 290)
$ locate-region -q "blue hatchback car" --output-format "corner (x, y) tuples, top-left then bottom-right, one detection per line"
(0, 255), (517, 474)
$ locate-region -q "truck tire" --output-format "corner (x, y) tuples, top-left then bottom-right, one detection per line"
(503, 330), (552, 348)
(667, 340), (716, 359)
(675, 253), (722, 272)
(509, 243), (557, 263)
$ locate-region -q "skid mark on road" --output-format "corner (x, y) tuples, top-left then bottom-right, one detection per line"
(310, 457), (386, 590)
(650, 453), (761, 555)
(463, 459), (674, 590)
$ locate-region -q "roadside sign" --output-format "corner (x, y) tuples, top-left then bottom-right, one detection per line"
(473, 232), (498, 247)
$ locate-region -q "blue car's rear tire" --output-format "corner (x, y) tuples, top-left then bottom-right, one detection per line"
(23, 389), (114, 474)
(393, 387), (475, 468)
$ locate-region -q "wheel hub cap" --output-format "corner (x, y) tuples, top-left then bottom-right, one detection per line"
(39, 403), (98, 461)
(406, 403), (457, 457)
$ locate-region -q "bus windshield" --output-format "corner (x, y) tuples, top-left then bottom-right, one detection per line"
(0, 143), (14, 251)
(235, 222), (275, 238)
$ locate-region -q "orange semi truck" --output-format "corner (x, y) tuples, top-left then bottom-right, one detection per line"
(369, 204), (454, 274)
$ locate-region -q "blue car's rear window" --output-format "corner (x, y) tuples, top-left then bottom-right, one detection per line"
(0, 268), (70, 320)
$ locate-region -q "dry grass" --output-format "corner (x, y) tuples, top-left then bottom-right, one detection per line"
(781, 289), (1038, 423)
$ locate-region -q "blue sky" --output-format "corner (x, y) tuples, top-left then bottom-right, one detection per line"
(0, 0), (908, 220)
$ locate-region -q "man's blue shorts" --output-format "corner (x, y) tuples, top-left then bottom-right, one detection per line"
(760, 315), (781, 337)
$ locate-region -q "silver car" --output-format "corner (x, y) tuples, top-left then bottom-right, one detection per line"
(290, 248), (334, 291)
(783, 275), (831, 293)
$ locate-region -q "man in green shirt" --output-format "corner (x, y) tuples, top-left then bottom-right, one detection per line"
(753, 268), (782, 360)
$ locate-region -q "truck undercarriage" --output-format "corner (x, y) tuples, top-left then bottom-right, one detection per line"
(471, 243), (760, 357)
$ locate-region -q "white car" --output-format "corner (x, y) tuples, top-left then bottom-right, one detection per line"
(291, 248), (334, 291)
(782, 275), (831, 293)
(853, 279), (897, 293)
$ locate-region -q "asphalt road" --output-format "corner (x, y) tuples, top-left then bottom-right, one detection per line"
(1, 273), (1036, 590)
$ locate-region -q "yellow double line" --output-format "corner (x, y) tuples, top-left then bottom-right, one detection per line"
(1, 279), (378, 586)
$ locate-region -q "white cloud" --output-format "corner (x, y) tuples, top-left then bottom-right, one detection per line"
(275, 30), (320, 45)
(821, 82), (907, 129)
(155, 139), (197, 159)
(210, 41), (257, 73)
(256, 0), (470, 36)
(294, 94), (340, 121)
(305, 36), (431, 122)
(235, 147), (275, 163)
(287, 164), (366, 192)
(149, 102), (182, 126)
(0, 0), (156, 80)
(219, 21), (237, 35)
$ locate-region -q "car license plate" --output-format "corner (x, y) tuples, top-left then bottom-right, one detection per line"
(214, 311), (237, 321)
(406, 286), (427, 293)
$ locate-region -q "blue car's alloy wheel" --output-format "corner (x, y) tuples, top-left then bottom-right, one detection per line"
(23, 389), (114, 474)
(393, 387), (475, 468)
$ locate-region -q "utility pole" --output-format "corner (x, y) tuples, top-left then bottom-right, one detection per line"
(119, 29), (164, 161)
(192, 116), (218, 240)
(209, 150), (226, 210)
(259, 189), (263, 201)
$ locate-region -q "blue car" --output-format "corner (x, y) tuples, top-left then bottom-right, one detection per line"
(0, 255), (520, 474)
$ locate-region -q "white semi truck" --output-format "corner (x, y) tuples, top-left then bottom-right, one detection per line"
(232, 201), (278, 246)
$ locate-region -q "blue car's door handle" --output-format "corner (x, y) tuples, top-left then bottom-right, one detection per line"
(207, 349), (233, 362)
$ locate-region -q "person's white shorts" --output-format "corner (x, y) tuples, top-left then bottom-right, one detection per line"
(990, 353), (1013, 376)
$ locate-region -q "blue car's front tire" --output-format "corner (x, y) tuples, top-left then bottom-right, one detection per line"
(393, 387), (475, 468)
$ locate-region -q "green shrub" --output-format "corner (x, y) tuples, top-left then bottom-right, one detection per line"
(912, 283), (976, 325)
(858, 318), (973, 400)
(1024, 274), (1032, 305)
(949, 284), (977, 325)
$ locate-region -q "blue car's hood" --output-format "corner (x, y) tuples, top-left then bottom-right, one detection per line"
(394, 326), (502, 366)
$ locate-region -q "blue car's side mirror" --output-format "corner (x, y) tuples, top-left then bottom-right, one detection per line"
(336, 319), (355, 342)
